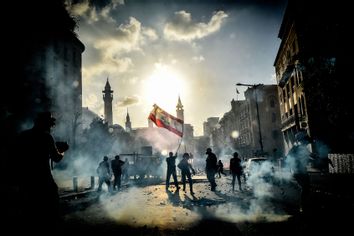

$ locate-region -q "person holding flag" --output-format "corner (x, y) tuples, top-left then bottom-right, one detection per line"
(149, 104), (188, 192)
(165, 151), (180, 191)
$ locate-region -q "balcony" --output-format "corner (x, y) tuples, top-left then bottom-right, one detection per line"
(281, 114), (296, 131)
(278, 64), (294, 88)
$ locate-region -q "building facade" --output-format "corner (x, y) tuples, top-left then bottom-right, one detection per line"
(212, 85), (283, 160)
(203, 117), (220, 137)
(274, 0), (354, 154)
(244, 85), (283, 158)
(16, 34), (85, 146)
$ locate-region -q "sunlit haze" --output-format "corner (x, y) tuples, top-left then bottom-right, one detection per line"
(144, 63), (186, 111)
(68, 0), (287, 135)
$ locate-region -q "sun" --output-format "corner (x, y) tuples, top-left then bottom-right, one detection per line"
(144, 63), (185, 111)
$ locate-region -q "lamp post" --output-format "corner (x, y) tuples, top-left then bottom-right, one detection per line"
(236, 83), (264, 155)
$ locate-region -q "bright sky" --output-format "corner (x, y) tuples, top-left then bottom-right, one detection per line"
(67, 0), (287, 136)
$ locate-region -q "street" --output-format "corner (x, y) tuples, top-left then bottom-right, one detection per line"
(55, 172), (354, 235)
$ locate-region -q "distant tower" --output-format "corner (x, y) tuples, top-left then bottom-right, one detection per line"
(103, 78), (113, 125)
(125, 108), (132, 132)
(176, 95), (184, 121)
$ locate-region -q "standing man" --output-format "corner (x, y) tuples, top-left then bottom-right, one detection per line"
(205, 148), (218, 191)
(230, 152), (243, 192)
(111, 155), (125, 191)
(97, 156), (112, 192)
(16, 112), (69, 231)
(217, 160), (227, 178)
(177, 153), (196, 194)
(122, 157), (130, 181)
(286, 132), (313, 213)
(166, 152), (179, 191)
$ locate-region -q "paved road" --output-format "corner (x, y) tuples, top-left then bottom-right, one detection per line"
(58, 174), (317, 235)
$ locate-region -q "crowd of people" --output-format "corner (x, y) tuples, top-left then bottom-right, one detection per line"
(94, 147), (246, 195)
(12, 111), (324, 234)
(96, 155), (128, 192)
(164, 147), (245, 194)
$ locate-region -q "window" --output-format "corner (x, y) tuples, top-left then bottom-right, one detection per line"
(286, 83), (290, 98)
(301, 96), (306, 115)
(290, 77), (294, 93)
(270, 98), (275, 108)
(298, 98), (302, 115)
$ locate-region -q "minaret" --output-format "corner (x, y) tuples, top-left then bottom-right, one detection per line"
(103, 78), (113, 125)
(125, 108), (132, 132)
(176, 95), (184, 121)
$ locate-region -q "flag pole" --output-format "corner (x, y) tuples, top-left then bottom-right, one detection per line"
(175, 122), (184, 154)
(176, 138), (183, 153)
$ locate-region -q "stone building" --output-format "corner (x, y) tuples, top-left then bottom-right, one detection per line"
(203, 117), (219, 137)
(274, 0), (354, 154)
(1, 0), (85, 147)
(212, 85), (283, 160)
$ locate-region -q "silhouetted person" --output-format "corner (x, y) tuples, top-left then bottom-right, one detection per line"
(111, 155), (125, 191)
(286, 131), (313, 213)
(166, 152), (179, 191)
(177, 153), (196, 194)
(97, 156), (112, 192)
(217, 160), (227, 178)
(16, 112), (69, 231)
(309, 140), (334, 173)
(122, 157), (130, 181)
(205, 148), (218, 191)
(230, 152), (243, 191)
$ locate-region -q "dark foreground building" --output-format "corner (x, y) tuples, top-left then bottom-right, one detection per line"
(274, 0), (354, 155)
(1, 0), (84, 232)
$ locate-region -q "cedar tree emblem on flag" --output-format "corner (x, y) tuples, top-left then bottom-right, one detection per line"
(148, 104), (184, 137)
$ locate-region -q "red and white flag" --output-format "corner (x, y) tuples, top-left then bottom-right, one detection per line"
(148, 104), (184, 137)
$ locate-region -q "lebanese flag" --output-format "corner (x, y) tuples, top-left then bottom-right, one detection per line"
(148, 104), (184, 137)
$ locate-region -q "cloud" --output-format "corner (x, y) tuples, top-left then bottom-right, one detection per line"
(83, 57), (133, 79)
(66, 0), (90, 16)
(94, 17), (142, 54)
(164, 10), (228, 42)
(117, 95), (140, 107)
(77, 15), (152, 77)
(142, 27), (159, 42)
(112, 0), (125, 8)
(192, 55), (205, 62)
(66, 0), (124, 15)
